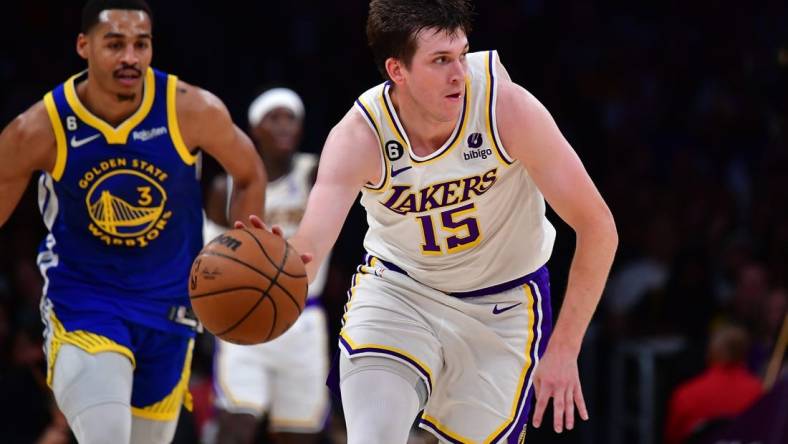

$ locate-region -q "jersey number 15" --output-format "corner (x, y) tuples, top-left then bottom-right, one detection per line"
(417, 202), (482, 255)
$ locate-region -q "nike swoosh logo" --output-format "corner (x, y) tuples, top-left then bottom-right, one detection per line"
(492, 302), (522, 315)
(391, 166), (412, 178)
(70, 133), (101, 148)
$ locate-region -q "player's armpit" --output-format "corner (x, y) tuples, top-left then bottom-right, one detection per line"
(0, 101), (57, 226)
(174, 80), (265, 223)
(290, 108), (380, 282)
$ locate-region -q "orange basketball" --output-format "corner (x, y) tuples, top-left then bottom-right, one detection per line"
(188, 227), (307, 345)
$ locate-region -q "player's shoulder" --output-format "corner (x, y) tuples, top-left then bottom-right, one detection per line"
(173, 79), (229, 120)
(328, 105), (379, 150)
(4, 100), (53, 144)
(0, 100), (57, 171)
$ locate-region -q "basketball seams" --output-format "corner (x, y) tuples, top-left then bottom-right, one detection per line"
(215, 294), (272, 337)
(191, 228), (308, 344)
(240, 228), (307, 278)
(189, 286), (269, 300)
(199, 251), (304, 314)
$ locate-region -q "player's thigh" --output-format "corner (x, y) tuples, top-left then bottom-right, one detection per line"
(51, 344), (134, 418)
(340, 270), (443, 396)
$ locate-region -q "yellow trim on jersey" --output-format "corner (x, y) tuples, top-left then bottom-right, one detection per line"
(43, 92), (67, 181)
(166, 74), (198, 165)
(63, 68), (155, 144)
(422, 414), (474, 443)
(339, 330), (436, 390)
(485, 51), (514, 167)
(405, 77), (472, 165)
(131, 339), (194, 421)
(215, 341), (266, 413)
(270, 410), (326, 431)
(484, 284), (537, 442)
(342, 256), (376, 324)
(45, 309), (136, 387)
(357, 99), (391, 192)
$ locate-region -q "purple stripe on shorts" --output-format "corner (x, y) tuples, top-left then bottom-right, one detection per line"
(338, 334), (433, 394)
(485, 275), (552, 443)
(419, 417), (466, 444)
(373, 254), (549, 299)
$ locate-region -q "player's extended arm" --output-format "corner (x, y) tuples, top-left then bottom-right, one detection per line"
(288, 109), (382, 282)
(497, 79), (618, 433)
(176, 81), (266, 223)
(0, 102), (57, 227)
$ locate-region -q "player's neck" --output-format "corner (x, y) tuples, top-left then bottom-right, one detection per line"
(263, 155), (293, 183)
(390, 87), (456, 154)
(77, 76), (144, 127)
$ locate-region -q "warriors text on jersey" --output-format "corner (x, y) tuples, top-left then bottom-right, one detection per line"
(356, 51), (556, 294)
(37, 68), (203, 336)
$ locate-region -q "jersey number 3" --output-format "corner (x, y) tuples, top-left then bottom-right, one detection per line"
(417, 202), (482, 255)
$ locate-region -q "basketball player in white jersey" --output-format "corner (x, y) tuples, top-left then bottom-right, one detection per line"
(239, 1), (618, 442)
(205, 88), (330, 444)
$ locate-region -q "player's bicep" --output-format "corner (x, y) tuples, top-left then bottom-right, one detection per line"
(295, 112), (378, 255)
(0, 104), (55, 226)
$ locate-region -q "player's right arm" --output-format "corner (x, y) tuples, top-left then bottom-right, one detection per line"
(0, 102), (57, 227)
(287, 108), (381, 282)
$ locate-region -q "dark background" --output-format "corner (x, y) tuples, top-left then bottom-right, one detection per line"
(1, 1), (787, 443)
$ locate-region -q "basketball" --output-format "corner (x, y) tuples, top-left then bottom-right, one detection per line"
(188, 227), (308, 345)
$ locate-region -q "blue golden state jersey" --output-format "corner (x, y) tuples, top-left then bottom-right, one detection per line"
(37, 68), (203, 336)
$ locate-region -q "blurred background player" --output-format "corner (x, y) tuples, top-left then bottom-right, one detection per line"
(204, 87), (331, 444)
(0, 1), (265, 443)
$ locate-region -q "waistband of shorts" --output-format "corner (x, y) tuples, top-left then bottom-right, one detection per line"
(368, 254), (548, 298)
(304, 298), (322, 309)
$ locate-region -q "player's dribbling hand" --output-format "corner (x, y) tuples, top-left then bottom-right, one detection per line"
(233, 215), (313, 265)
(531, 346), (589, 433)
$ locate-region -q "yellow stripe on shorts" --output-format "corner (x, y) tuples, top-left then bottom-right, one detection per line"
(45, 309), (136, 387)
(131, 339), (195, 421)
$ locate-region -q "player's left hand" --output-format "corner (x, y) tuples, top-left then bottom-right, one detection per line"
(531, 346), (588, 433)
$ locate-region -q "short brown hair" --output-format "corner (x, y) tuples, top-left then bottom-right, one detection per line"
(366, 0), (474, 80)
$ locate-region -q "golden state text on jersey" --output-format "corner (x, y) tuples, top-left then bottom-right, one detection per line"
(37, 68), (203, 336)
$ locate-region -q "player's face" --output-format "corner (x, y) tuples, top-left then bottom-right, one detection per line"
(402, 28), (469, 122)
(77, 10), (153, 97)
(253, 107), (303, 161)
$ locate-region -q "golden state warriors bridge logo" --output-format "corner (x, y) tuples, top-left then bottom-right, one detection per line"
(80, 157), (172, 247)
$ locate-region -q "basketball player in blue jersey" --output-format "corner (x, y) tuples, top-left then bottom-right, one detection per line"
(241, 0), (618, 442)
(0, 1), (265, 443)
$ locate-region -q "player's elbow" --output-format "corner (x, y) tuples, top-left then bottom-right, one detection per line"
(575, 204), (618, 252)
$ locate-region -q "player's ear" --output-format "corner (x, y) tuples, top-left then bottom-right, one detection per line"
(385, 57), (406, 85)
(76, 33), (89, 60)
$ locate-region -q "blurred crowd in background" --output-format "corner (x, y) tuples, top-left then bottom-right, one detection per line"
(1, 1), (786, 443)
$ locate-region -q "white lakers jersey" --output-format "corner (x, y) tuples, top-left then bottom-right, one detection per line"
(356, 50), (555, 293)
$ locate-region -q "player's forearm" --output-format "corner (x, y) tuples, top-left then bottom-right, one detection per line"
(287, 233), (325, 283)
(227, 176), (265, 225)
(549, 216), (618, 355)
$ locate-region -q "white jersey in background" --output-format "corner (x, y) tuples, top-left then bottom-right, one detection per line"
(356, 50), (556, 294)
(208, 152), (330, 431)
